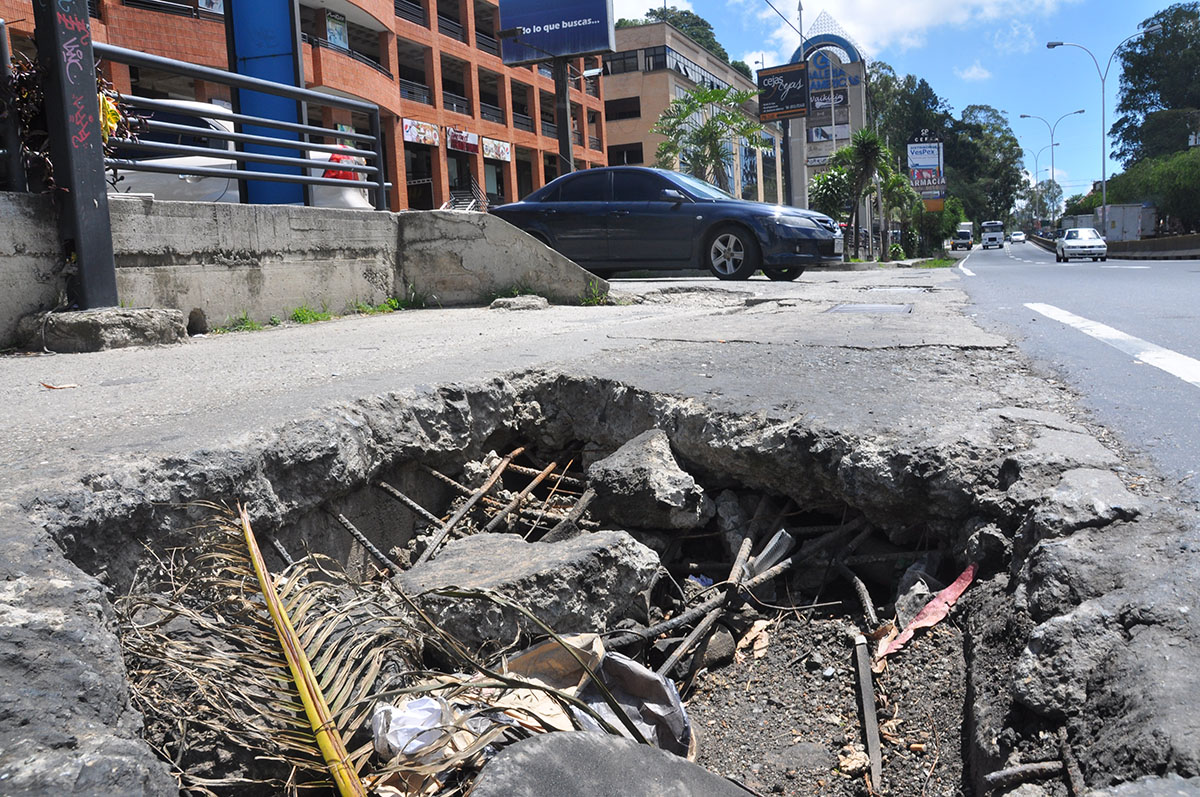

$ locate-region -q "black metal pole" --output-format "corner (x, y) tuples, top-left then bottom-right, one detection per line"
(552, 56), (573, 175)
(32, 0), (118, 309)
(782, 119), (792, 206)
(0, 20), (27, 192)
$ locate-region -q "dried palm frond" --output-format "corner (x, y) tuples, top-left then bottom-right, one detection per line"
(116, 504), (422, 795)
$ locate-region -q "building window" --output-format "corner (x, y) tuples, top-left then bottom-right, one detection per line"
(607, 142), (643, 165)
(644, 46), (666, 72)
(604, 96), (640, 121)
(602, 50), (639, 75)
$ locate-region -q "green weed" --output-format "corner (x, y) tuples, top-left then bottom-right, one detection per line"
(580, 279), (610, 306)
(215, 312), (263, 333)
(290, 305), (332, 324)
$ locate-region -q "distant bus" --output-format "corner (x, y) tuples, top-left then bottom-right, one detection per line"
(980, 220), (1004, 249)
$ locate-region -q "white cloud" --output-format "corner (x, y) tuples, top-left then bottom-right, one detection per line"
(721, 0), (1075, 62)
(954, 60), (993, 81)
(992, 20), (1036, 54)
(612, 0), (694, 23)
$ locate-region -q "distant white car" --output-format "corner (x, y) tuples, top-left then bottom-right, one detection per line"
(108, 99), (373, 209)
(1056, 227), (1108, 262)
(1011, 231), (1027, 243)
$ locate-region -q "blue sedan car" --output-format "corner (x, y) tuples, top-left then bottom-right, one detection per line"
(490, 166), (843, 281)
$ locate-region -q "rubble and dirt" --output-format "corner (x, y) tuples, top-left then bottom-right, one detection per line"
(4, 274), (1200, 795)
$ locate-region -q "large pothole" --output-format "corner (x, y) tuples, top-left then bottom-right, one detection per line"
(18, 371), (1193, 796)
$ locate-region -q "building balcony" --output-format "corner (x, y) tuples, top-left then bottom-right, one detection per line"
(541, 119), (557, 138)
(437, 14), (465, 43)
(475, 31), (499, 56)
(442, 89), (472, 116)
(394, 0), (425, 25)
(480, 101), (504, 124)
(589, 135), (601, 150)
(400, 78), (433, 105)
(512, 112), (533, 132)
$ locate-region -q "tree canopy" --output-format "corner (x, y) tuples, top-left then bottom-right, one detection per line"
(1112, 3), (1200, 165)
(652, 85), (766, 191)
(616, 7), (730, 62)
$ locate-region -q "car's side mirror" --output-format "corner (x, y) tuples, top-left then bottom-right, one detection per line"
(660, 188), (687, 204)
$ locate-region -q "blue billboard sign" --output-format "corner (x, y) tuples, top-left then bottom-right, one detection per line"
(498, 0), (615, 65)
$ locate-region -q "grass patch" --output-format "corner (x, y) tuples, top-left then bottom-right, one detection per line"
(214, 312), (264, 333)
(482, 282), (545, 304)
(290, 305), (333, 324)
(353, 297), (402, 315)
(914, 257), (956, 269)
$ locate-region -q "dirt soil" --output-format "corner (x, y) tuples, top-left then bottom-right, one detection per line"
(686, 608), (967, 796)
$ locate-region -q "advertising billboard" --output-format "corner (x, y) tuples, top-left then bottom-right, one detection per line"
(498, 0), (615, 65)
(907, 130), (945, 209)
(757, 63), (807, 121)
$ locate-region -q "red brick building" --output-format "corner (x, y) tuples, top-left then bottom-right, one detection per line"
(0, 0), (607, 209)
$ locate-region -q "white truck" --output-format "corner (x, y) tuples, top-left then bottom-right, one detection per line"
(952, 221), (973, 251)
(980, 220), (1004, 249)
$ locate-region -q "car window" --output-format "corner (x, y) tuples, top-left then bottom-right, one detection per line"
(1066, 230), (1079, 239)
(558, 171), (609, 202)
(113, 111), (228, 160)
(1079, 229), (1100, 239)
(612, 171), (668, 202)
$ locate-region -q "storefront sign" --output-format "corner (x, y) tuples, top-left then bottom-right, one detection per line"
(757, 62), (807, 121)
(810, 88), (848, 110)
(482, 137), (512, 161)
(806, 155), (830, 167)
(447, 128), (480, 153)
(807, 124), (851, 144)
(498, 0), (616, 65)
(403, 118), (439, 146)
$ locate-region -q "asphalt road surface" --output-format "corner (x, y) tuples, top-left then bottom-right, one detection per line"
(954, 240), (1200, 506)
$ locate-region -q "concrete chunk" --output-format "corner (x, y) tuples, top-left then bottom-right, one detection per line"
(587, 429), (714, 530)
(396, 531), (659, 653)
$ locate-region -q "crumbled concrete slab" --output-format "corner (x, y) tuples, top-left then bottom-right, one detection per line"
(15, 307), (186, 353)
(1027, 468), (1144, 539)
(490, 295), (550, 311)
(396, 530), (659, 654)
(587, 429), (714, 531)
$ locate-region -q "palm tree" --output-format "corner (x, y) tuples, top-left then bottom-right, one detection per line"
(832, 128), (890, 259)
(653, 86), (766, 192)
(878, 172), (920, 261)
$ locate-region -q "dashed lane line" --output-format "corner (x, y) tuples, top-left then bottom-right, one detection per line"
(1025, 302), (1200, 389)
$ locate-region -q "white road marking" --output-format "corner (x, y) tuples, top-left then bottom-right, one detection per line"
(1101, 265), (1151, 269)
(1025, 303), (1200, 388)
(959, 263), (975, 276)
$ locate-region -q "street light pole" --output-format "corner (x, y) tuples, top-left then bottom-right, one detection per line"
(1047, 24), (1164, 222)
(1020, 110), (1084, 227)
(1024, 143), (1057, 226)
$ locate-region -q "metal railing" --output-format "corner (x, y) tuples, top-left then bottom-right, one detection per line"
(95, 42), (390, 209)
(394, 0), (425, 25)
(475, 31), (498, 56)
(442, 90), (471, 116)
(541, 119), (557, 137)
(400, 78), (433, 105)
(512, 112), (533, 132)
(437, 14), (465, 42)
(122, 0), (222, 20)
(479, 101), (504, 124)
(589, 135), (601, 150)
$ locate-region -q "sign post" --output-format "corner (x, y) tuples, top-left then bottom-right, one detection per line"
(32, 0), (118, 309)
(907, 130), (945, 212)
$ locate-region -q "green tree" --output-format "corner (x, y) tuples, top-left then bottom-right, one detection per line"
(1112, 4), (1198, 165)
(730, 60), (752, 80)
(879, 173), (920, 261)
(652, 85), (766, 191)
(617, 7), (729, 62)
(832, 128), (890, 259)
(808, 166), (851, 220)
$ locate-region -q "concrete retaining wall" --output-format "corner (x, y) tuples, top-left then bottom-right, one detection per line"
(0, 193), (602, 348)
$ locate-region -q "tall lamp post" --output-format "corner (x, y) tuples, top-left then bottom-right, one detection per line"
(1024, 143), (1057, 227)
(1047, 25), (1163, 221)
(1020, 109), (1084, 227)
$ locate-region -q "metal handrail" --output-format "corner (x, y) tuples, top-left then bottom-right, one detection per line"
(512, 112), (533, 132)
(399, 78), (432, 104)
(480, 101), (504, 123)
(476, 31), (498, 55)
(437, 14), (465, 41)
(307, 35), (392, 79)
(394, 0), (425, 24)
(442, 90), (471, 115)
(94, 42), (388, 209)
(138, 118), (377, 158)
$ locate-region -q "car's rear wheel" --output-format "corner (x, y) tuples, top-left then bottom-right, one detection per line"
(763, 267), (803, 281)
(705, 224), (760, 280)
(1101, 256), (1107, 262)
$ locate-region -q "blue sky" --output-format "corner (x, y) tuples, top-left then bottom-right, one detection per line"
(613, 0), (1169, 201)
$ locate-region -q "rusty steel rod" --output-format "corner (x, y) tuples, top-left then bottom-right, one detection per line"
(332, 512), (402, 574)
(483, 460), (558, 535)
(415, 446), (524, 565)
(374, 480), (443, 527)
